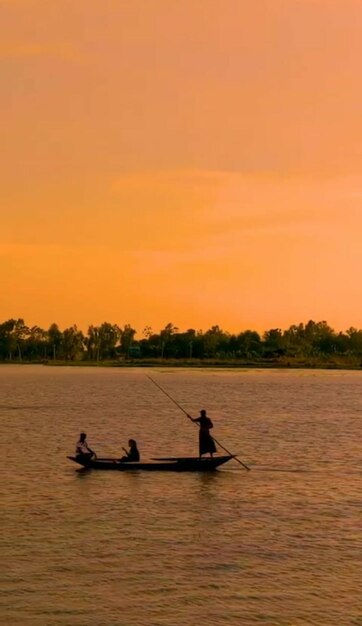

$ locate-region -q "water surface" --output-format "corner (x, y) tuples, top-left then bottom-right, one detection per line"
(1, 366), (361, 625)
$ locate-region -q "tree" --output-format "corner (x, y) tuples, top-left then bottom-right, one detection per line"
(160, 323), (178, 358)
(0, 319), (17, 360)
(120, 324), (137, 356)
(169, 328), (197, 358)
(62, 326), (84, 360)
(48, 323), (63, 360)
(98, 323), (121, 359)
(11, 319), (29, 361)
(346, 327), (362, 355)
(26, 326), (48, 360)
(85, 325), (100, 360)
(263, 328), (285, 356)
(203, 325), (228, 357)
(236, 330), (262, 357)
(184, 328), (197, 359)
(304, 320), (336, 355)
(142, 326), (153, 339)
(84, 323), (121, 360)
(283, 324), (307, 356)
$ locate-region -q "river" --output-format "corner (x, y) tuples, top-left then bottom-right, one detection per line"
(0, 365), (361, 626)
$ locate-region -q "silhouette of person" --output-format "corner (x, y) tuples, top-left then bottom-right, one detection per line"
(188, 410), (217, 458)
(120, 438), (140, 462)
(75, 432), (96, 460)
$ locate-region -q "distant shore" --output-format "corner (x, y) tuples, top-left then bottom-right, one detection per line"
(2, 357), (362, 370)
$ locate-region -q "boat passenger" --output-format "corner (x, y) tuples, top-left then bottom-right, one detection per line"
(188, 410), (217, 458)
(75, 432), (96, 460)
(119, 439), (140, 462)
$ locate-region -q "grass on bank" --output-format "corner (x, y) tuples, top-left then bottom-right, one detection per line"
(3, 355), (362, 369)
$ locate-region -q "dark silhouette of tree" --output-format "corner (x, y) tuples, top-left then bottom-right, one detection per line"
(160, 323), (178, 358)
(84, 323), (121, 360)
(85, 325), (100, 360)
(48, 323), (62, 360)
(62, 326), (84, 360)
(203, 325), (228, 357)
(98, 322), (121, 359)
(345, 327), (362, 355)
(263, 328), (285, 356)
(2, 316), (362, 363)
(120, 324), (136, 356)
(236, 330), (262, 357)
(11, 319), (29, 361)
(142, 326), (153, 339)
(26, 326), (47, 360)
(0, 319), (17, 360)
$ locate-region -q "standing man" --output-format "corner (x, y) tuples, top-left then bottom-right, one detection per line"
(188, 410), (217, 458)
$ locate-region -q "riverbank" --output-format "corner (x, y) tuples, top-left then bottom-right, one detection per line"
(2, 356), (362, 369)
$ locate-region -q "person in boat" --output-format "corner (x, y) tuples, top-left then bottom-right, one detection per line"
(188, 410), (217, 458)
(75, 432), (96, 460)
(119, 438), (140, 462)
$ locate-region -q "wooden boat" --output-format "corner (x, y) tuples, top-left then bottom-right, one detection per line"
(67, 455), (233, 472)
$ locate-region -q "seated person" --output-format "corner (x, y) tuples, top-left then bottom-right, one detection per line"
(119, 438), (140, 462)
(75, 432), (96, 460)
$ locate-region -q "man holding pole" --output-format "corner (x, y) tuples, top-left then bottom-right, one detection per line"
(188, 410), (217, 459)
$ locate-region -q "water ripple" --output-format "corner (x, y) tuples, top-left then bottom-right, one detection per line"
(0, 366), (361, 626)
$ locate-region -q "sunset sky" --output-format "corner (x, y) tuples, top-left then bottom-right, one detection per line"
(1, 0), (361, 334)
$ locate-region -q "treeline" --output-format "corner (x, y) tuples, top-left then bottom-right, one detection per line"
(2, 318), (362, 363)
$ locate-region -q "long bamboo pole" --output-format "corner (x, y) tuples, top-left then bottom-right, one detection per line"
(146, 374), (250, 470)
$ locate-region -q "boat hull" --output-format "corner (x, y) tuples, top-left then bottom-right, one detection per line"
(67, 455), (233, 472)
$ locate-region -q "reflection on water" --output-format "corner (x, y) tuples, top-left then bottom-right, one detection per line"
(0, 365), (361, 626)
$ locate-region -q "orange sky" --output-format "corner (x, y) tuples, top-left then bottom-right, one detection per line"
(1, 0), (361, 334)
